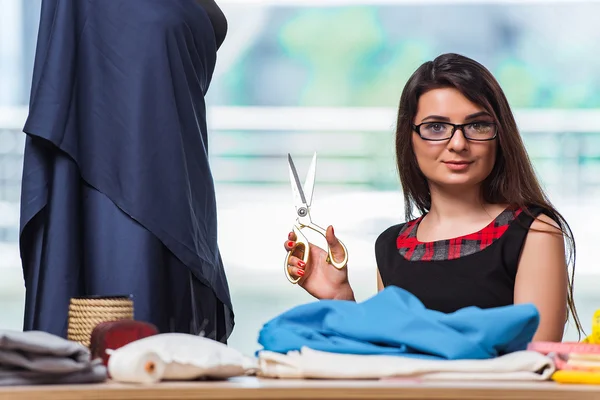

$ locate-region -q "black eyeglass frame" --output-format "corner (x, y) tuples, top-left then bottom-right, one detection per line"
(412, 121), (498, 142)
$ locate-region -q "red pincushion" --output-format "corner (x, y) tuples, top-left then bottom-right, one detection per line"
(90, 320), (159, 367)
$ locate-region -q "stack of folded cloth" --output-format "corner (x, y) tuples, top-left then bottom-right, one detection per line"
(528, 311), (600, 385)
(528, 341), (600, 384)
(257, 287), (556, 381)
(0, 330), (107, 386)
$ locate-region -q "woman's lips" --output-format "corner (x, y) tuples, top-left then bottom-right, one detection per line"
(443, 161), (473, 171)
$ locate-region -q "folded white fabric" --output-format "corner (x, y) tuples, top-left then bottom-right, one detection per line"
(108, 333), (258, 383)
(258, 347), (555, 381)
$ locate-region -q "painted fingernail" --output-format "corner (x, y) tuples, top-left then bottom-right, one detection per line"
(297, 269), (305, 276)
(298, 261), (306, 268)
(288, 232), (293, 239)
(331, 226), (335, 235)
(287, 241), (294, 247)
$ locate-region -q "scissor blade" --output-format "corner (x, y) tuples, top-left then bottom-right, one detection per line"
(288, 154), (307, 205)
(304, 152), (317, 207)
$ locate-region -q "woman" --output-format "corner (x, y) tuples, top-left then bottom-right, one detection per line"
(20, 0), (233, 342)
(284, 53), (582, 342)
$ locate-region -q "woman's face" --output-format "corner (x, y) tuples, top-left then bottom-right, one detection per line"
(412, 87), (497, 191)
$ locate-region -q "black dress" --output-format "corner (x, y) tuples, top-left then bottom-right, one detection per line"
(20, 0), (233, 342)
(376, 206), (554, 313)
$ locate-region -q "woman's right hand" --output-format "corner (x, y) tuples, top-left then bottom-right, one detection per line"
(284, 226), (354, 301)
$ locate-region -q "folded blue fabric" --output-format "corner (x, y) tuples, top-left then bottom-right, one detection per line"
(257, 286), (539, 360)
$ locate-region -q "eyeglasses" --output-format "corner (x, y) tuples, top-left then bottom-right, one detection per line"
(412, 121), (498, 141)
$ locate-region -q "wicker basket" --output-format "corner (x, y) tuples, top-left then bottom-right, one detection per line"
(67, 295), (134, 348)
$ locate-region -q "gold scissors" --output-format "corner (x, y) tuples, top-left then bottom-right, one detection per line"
(285, 152), (348, 284)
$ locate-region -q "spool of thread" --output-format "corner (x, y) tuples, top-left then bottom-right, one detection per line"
(67, 295), (134, 348)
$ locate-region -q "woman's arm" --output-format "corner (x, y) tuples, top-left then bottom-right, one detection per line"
(377, 269), (384, 292)
(514, 214), (568, 342)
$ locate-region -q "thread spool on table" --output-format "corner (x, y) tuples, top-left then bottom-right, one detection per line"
(67, 295), (134, 348)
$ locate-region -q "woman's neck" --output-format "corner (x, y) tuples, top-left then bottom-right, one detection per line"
(426, 183), (492, 223)
(415, 183), (509, 242)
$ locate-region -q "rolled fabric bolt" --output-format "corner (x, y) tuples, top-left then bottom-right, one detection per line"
(106, 333), (257, 383)
(107, 349), (165, 384)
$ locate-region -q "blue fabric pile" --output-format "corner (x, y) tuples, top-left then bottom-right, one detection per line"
(258, 286), (539, 360)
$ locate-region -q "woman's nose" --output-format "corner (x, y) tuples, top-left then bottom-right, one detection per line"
(447, 128), (469, 152)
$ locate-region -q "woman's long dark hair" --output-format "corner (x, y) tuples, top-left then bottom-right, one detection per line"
(395, 53), (583, 337)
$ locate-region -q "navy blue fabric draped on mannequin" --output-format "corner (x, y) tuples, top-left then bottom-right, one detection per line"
(19, 0), (234, 342)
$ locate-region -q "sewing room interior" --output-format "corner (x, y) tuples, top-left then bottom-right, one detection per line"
(1, 0), (600, 398)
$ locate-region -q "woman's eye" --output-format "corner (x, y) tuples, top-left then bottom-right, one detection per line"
(425, 123), (447, 132)
(470, 122), (492, 132)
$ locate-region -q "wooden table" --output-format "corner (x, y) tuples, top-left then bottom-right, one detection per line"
(2, 377), (600, 400)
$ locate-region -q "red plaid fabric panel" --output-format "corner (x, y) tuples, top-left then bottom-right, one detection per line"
(396, 207), (522, 261)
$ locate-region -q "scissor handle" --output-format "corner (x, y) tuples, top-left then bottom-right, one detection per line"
(284, 225), (310, 284)
(306, 222), (348, 270)
(284, 223), (349, 285)
(327, 237), (348, 270)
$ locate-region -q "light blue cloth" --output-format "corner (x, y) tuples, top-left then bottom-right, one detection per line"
(257, 286), (539, 360)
